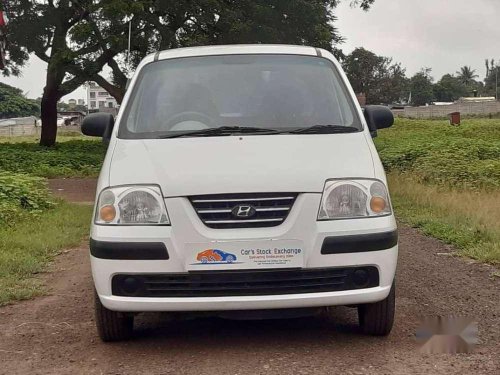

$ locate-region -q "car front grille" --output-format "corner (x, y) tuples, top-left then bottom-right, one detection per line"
(189, 193), (298, 229)
(111, 267), (380, 298)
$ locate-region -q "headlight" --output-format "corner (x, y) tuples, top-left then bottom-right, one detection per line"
(95, 185), (170, 225)
(318, 179), (392, 220)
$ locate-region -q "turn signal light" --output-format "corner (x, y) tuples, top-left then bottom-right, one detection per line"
(370, 196), (387, 213)
(100, 204), (116, 222)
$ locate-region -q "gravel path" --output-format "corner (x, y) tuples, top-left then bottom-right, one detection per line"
(48, 178), (97, 203)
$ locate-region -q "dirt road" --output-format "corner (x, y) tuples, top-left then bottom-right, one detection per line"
(0, 179), (498, 374)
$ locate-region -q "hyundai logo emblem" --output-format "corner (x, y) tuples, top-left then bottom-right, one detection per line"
(231, 205), (257, 219)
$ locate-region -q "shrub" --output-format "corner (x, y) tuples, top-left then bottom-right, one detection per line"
(0, 172), (55, 225)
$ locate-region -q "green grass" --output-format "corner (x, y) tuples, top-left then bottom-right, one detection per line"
(375, 118), (500, 190)
(377, 118), (500, 265)
(0, 133), (89, 144)
(0, 202), (93, 305)
(388, 174), (499, 264)
(0, 139), (106, 178)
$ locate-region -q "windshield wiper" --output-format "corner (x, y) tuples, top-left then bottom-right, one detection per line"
(288, 125), (360, 135)
(159, 126), (282, 139)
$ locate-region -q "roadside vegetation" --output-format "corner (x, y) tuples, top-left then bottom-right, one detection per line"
(376, 118), (500, 264)
(0, 137), (105, 178)
(0, 203), (93, 305)
(0, 135), (100, 304)
(0, 172), (54, 225)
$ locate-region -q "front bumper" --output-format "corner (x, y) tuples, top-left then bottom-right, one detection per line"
(91, 193), (398, 312)
(99, 284), (393, 312)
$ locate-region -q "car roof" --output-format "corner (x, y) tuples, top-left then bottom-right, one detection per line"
(150, 44), (319, 63)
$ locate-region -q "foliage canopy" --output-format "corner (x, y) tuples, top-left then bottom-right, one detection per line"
(0, 82), (39, 118)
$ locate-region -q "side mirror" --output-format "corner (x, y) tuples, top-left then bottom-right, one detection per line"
(81, 112), (115, 142)
(364, 105), (394, 137)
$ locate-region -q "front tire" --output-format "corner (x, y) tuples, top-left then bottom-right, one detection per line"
(94, 289), (134, 342)
(358, 280), (395, 336)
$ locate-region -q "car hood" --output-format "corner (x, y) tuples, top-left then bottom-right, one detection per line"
(108, 134), (375, 197)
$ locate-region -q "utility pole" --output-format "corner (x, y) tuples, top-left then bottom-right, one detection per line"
(127, 20), (132, 66)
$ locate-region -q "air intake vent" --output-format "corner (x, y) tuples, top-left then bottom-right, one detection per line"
(112, 267), (380, 297)
(189, 193), (298, 229)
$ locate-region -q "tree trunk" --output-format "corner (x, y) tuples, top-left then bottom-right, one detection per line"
(39, 88), (59, 147)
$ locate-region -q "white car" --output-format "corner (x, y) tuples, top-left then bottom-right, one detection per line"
(83, 45), (398, 342)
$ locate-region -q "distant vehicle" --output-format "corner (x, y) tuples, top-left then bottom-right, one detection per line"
(389, 104), (406, 110)
(432, 102), (455, 106)
(196, 249), (237, 264)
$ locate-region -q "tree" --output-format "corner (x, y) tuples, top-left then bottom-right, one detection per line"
(57, 101), (87, 113)
(409, 68), (434, 106)
(433, 74), (468, 102)
(456, 66), (478, 86)
(376, 62), (409, 104)
(5, 0), (140, 146)
(342, 47), (408, 104)
(91, 0), (369, 103)
(485, 58), (495, 78)
(0, 82), (39, 118)
(73, 104), (88, 113)
(484, 58), (499, 97)
(484, 66), (499, 97)
(5, 0), (378, 146)
(57, 101), (71, 112)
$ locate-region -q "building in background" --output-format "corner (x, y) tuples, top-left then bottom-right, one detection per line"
(85, 82), (118, 115)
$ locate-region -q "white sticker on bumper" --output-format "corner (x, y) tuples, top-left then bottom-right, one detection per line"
(186, 240), (304, 271)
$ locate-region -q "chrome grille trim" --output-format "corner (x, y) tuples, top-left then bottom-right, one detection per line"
(192, 196), (296, 203)
(204, 218), (284, 224)
(189, 193), (298, 229)
(197, 207), (290, 214)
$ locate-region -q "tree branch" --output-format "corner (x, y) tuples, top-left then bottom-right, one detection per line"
(73, 42), (101, 56)
(58, 75), (87, 98)
(34, 51), (50, 63)
(92, 74), (124, 103)
(107, 57), (128, 88)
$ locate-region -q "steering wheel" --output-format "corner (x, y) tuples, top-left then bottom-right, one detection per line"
(166, 111), (217, 131)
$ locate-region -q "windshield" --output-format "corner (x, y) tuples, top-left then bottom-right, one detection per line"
(119, 54), (362, 139)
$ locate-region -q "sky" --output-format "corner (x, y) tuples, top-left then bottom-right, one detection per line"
(1, 0), (499, 101)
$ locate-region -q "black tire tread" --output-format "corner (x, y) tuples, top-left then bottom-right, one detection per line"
(358, 280), (395, 336)
(94, 290), (133, 342)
